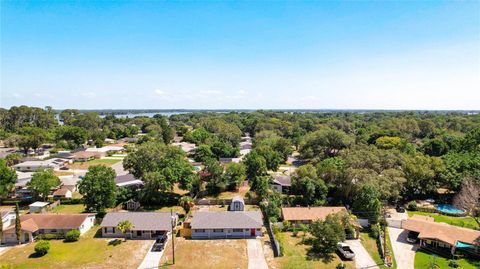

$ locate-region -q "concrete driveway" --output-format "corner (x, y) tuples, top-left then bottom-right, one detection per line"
(388, 227), (417, 269)
(137, 238), (168, 269)
(247, 239), (268, 269)
(345, 239), (379, 269)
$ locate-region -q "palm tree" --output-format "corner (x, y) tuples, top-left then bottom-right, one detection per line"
(178, 196), (194, 214)
(117, 220), (134, 242)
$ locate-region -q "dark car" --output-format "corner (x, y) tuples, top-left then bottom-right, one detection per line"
(396, 205), (406, 213)
(156, 234), (167, 244)
(152, 242), (164, 252)
(406, 231), (419, 243)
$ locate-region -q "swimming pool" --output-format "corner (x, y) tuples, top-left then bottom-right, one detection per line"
(435, 204), (466, 215)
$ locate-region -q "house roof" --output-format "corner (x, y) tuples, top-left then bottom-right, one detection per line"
(191, 211), (263, 229)
(72, 151), (100, 159)
(232, 196), (245, 203)
(29, 201), (50, 207)
(402, 215), (480, 246)
(115, 174), (144, 187)
(5, 214), (93, 232)
(100, 212), (174, 231)
(281, 207), (346, 221)
(273, 175), (291, 186)
(53, 187), (71, 196)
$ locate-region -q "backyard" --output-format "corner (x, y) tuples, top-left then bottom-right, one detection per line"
(67, 159), (121, 170)
(414, 249), (480, 269)
(50, 204), (86, 214)
(272, 232), (355, 269)
(159, 237), (248, 269)
(407, 211), (479, 230)
(0, 226), (151, 269)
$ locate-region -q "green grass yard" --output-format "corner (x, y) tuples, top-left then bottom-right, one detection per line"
(407, 211), (479, 230)
(68, 158), (121, 169)
(273, 232), (355, 269)
(0, 226), (151, 269)
(414, 249), (480, 269)
(359, 231), (397, 269)
(50, 204), (86, 214)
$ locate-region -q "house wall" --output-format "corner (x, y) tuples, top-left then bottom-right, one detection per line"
(191, 228), (262, 239)
(1, 229), (34, 244)
(101, 227), (166, 239)
(29, 206), (47, 213)
(230, 201), (244, 211)
(79, 215), (95, 234)
(272, 184), (282, 193)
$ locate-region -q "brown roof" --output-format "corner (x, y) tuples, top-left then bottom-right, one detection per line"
(282, 206), (346, 222)
(402, 215), (480, 246)
(5, 214), (93, 232)
(53, 187), (71, 196)
(73, 151), (102, 159)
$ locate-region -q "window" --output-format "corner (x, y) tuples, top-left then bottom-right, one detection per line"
(213, 229), (223, 233)
(233, 229), (243, 233)
(195, 229), (205, 233)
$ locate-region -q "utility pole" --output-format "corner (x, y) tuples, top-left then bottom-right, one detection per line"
(170, 209), (175, 265)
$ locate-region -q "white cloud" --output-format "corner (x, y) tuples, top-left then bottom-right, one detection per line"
(199, 90), (221, 95)
(154, 89), (167, 95)
(12, 93), (22, 98)
(80, 92), (96, 98)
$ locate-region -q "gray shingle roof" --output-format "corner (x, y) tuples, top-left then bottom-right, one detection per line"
(191, 211), (263, 229)
(100, 212), (175, 231)
(273, 175), (291, 186)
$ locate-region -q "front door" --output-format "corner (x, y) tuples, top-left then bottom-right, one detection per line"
(250, 229), (255, 236)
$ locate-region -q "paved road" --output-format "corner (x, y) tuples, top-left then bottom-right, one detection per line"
(111, 160), (128, 176)
(345, 239), (380, 269)
(137, 239), (167, 269)
(388, 227), (417, 269)
(247, 239), (269, 269)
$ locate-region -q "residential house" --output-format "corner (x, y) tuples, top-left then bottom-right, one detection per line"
(402, 215), (480, 256)
(281, 206), (347, 226)
(100, 212), (176, 239)
(29, 201), (50, 213)
(191, 211), (263, 239)
(1, 208), (16, 233)
(219, 157), (241, 164)
(85, 145), (124, 154)
(1, 214), (95, 244)
(115, 173), (144, 188)
(59, 175), (80, 192)
(272, 175), (291, 193)
(229, 196), (245, 211)
(53, 187), (72, 199)
(72, 151), (103, 162)
(173, 141), (196, 153)
(13, 158), (69, 172)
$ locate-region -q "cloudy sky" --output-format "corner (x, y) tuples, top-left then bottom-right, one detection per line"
(1, 1), (479, 110)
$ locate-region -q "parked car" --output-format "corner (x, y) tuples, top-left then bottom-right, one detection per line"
(406, 231), (419, 243)
(396, 205), (406, 213)
(152, 242), (164, 252)
(156, 233), (167, 244)
(337, 243), (355, 259)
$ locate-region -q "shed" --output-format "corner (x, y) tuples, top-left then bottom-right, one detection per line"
(29, 201), (50, 213)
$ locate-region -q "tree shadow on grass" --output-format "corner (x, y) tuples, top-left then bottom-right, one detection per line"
(108, 239), (122, 246)
(28, 252), (46, 259)
(302, 238), (336, 264)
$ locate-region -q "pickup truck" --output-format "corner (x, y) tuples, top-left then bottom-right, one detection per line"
(337, 243), (355, 260)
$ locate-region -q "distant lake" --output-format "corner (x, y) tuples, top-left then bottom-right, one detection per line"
(101, 112), (187, 118)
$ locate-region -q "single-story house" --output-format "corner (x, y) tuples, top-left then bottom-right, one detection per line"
(402, 215), (480, 255)
(173, 142), (196, 153)
(85, 145), (124, 154)
(72, 151), (104, 162)
(53, 187), (72, 199)
(29, 201), (50, 213)
(219, 158), (241, 164)
(191, 211), (263, 239)
(230, 196), (245, 211)
(272, 175), (291, 193)
(1, 208), (15, 230)
(1, 214), (95, 244)
(115, 173), (144, 188)
(100, 212), (176, 239)
(13, 158), (69, 172)
(59, 175), (80, 192)
(281, 206), (347, 226)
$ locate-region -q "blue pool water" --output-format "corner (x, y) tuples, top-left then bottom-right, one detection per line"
(435, 204), (466, 214)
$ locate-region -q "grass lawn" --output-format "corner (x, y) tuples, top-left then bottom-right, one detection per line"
(50, 204), (86, 214)
(407, 211), (479, 230)
(68, 159), (121, 170)
(159, 237), (248, 269)
(359, 231), (397, 269)
(273, 232), (355, 269)
(414, 249), (480, 269)
(53, 170), (74, 176)
(205, 185), (251, 199)
(144, 205), (186, 215)
(0, 226), (151, 269)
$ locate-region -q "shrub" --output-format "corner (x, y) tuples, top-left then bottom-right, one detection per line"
(407, 201), (417, 211)
(65, 230), (80, 242)
(34, 240), (50, 256)
(369, 224), (380, 238)
(448, 260), (459, 268)
(37, 233), (59, 240)
(336, 263), (346, 269)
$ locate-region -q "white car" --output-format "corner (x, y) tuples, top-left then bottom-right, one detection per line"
(337, 242), (355, 260)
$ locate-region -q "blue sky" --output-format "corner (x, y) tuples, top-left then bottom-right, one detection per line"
(1, 1), (479, 110)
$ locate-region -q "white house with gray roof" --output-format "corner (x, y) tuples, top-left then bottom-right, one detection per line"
(100, 212), (176, 239)
(191, 211), (263, 239)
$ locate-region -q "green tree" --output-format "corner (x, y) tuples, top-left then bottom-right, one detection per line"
(27, 169), (60, 201)
(352, 184), (381, 224)
(291, 164), (328, 205)
(300, 128), (353, 160)
(179, 196), (195, 213)
(223, 162), (247, 190)
(117, 220), (135, 241)
(403, 154), (444, 196)
(193, 144), (216, 162)
(17, 127), (48, 154)
(78, 165), (117, 212)
(123, 142), (195, 192)
(0, 158), (17, 198)
(244, 151), (267, 191)
(254, 145), (283, 171)
(309, 213), (346, 262)
(204, 158), (226, 194)
(55, 125), (88, 149)
(15, 202), (21, 244)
